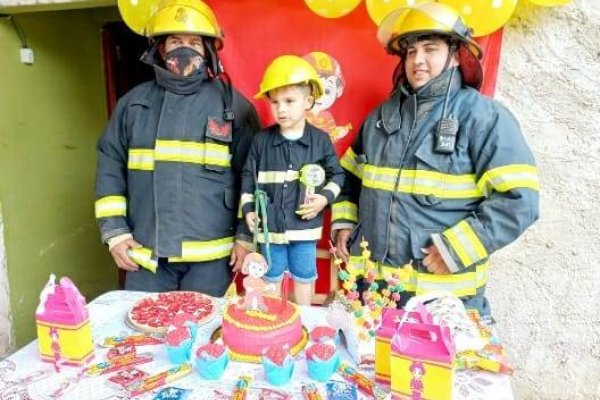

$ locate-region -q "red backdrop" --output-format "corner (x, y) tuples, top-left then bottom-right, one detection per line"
(205, 0), (503, 297)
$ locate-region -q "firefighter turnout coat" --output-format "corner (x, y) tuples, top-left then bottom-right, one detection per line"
(332, 69), (540, 298)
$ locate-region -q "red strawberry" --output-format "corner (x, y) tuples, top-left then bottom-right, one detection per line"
(172, 312), (198, 327)
(264, 345), (290, 366)
(165, 327), (191, 346)
(309, 326), (336, 343)
(196, 343), (225, 359)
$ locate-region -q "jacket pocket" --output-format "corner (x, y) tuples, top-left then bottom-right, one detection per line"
(204, 115), (232, 173)
(224, 188), (236, 210)
(412, 136), (450, 206)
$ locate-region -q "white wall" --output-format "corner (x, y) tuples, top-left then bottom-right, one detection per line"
(0, 203), (14, 357)
(490, 1), (600, 398)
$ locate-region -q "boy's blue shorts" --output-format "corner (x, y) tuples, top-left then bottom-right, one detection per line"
(260, 241), (318, 283)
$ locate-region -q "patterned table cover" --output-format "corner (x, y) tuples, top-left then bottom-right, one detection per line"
(0, 291), (514, 400)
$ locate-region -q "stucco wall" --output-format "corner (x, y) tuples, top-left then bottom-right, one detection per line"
(489, 1), (600, 398)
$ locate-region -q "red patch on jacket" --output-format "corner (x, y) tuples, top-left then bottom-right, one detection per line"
(207, 118), (232, 140)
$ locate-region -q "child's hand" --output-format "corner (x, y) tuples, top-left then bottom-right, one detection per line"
(296, 194), (328, 220)
(246, 212), (259, 231)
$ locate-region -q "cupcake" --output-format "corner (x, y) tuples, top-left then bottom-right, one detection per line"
(262, 345), (294, 386)
(165, 327), (193, 364)
(195, 342), (229, 380)
(305, 342), (340, 382)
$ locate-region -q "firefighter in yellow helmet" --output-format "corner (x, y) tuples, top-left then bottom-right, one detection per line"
(240, 55), (345, 305)
(332, 2), (539, 318)
(95, 0), (260, 295)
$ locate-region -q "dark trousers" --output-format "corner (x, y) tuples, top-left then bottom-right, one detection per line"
(125, 257), (232, 297)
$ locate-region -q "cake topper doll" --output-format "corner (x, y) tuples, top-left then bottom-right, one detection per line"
(239, 253), (276, 312)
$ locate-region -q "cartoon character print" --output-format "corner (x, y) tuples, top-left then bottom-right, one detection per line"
(409, 361), (426, 400)
(303, 51), (351, 143)
(239, 253), (276, 312)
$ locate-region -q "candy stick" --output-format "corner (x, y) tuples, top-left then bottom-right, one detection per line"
(102, 334), (163, 348)
(85, 353), (153, 376)
(302, 383), (324, 400)
(128, 363), (192, 397)
(337, 362), (388, 400)
(231, 375), (252, 400)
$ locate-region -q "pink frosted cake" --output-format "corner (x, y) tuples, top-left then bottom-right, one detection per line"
(222, 296), (308, 363)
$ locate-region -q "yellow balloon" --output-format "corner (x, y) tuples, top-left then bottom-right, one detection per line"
(439, 0), (518, 37)
(366, 0), (428, 26)
(118, 0), (160, 35)
(528, 0), (572, 5)
(305, 0), (362, 18)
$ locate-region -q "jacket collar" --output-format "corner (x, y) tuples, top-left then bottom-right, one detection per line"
(153, 65), (209, 95)
(272, 123), (311, 146)
(379, 68), (463, 134)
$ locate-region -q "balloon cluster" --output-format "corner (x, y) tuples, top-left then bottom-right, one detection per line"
(305, 0), (573, 37)
(331, 238), (413, 340)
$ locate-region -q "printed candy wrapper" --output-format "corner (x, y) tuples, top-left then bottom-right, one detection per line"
(232, 375), (251, 400)
(166, 337), (193, 365)
(127, 363), (192, 397)
(337, 362), (388, 400)
(326, 381), (358, 400)
(107, 367), (149, 389)
(102, 333), (163, 348)
(85, 352), (153, 376)
(258, 387), (292, 400)
(195, 344), (229, 380)
(152, 387), (191, 400)
(302, 383), (323, 400)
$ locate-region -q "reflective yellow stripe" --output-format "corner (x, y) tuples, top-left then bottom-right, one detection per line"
(362, 164), (483, 199)
(95, 196), (126, 218)
(332, 201), (358, 223)
(170, 236), (234, 262)
(128, 149), (155, 171)
(257, 170), (299, 184)
(340, 147), (362, 178)
(128, 247), (158, 273)
(477, 164), (539, 195)
(346, 257), (489, 297)
(257, 227), (323, 244)
(239, 193), (254, 218)
(442, 220), (488, 268)
(154, 139), (231, 168)
(322, 182), (341, 198)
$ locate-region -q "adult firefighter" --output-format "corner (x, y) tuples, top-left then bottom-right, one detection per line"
(95, 0), (260, 295)
(332, 2), (539, 317)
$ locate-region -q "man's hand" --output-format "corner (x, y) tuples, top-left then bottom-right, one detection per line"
(110, 238), (141, 272)
(421, 245), (451, 275)
(335, 228), (352, 263)
(245, 211), (259, 231)
(296, 194), (328, 220)
(230, 242), (251, 272)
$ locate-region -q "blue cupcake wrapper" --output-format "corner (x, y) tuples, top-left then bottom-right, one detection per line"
(196, 352), (229, 380)
(166, 339), (193, 364)
(263, 357), (294, 386)
(307, 353), (341, 382)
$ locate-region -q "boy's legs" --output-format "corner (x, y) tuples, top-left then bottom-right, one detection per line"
(261, 243), (287, 296)
(288, 241), (318, 306)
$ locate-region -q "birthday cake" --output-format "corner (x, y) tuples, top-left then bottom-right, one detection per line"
(222, 296), (308, 363)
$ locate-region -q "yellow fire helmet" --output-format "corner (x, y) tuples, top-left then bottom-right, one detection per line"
(255, 55), (324, 100)
(144, 0), (224, 49)
(377, 2), (483, 89)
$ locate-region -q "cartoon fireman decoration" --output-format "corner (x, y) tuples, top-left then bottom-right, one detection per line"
(302, 51), (352, 143)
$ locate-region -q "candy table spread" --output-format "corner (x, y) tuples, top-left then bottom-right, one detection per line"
(0, 291), (514, 399)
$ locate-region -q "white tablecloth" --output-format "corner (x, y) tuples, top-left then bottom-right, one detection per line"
(0, 291), (514, 399)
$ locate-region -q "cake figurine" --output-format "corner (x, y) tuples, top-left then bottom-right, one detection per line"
(238, 252), (276, 312)
(195, 342), (229, 380)
(262, 344), (294, 386)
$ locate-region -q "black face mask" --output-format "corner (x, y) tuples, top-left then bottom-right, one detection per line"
(164, 47), (207, 77)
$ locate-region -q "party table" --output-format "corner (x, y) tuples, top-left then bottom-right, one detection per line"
(0, 291), (514, 399)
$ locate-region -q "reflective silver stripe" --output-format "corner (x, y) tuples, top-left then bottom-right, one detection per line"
(332, 201), (358, 223)
(362, 164), (483, 199)
(128, 247), (158, 273)
(477, 164), (540, 196)
(340, 147), (362, 178)
(257, 170), (299, 184)
(442, 220), (488, 268)
(238, 193), (255, 218)
(322, 182), (342, 199)
(128, 149), (155, 171)
(95, 196), (127, 218)
(257, 227), (323, 244)
(154, 140), (231, 167)
(170, 236), (234, 262)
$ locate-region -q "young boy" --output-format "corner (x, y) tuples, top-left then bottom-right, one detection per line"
(240, 55), (345, 305)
